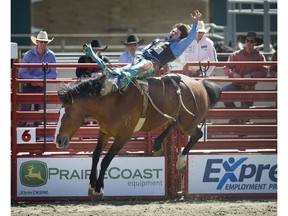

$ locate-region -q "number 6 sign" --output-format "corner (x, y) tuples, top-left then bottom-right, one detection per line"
(17, 128), (36, 144)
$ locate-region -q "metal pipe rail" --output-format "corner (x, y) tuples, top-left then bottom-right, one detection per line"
(207, 108), (277, 119)
(15, 108), (277, 123)
(14, 77), (277, 84)
(33, 124), (277, 140)
(13, 61), (277, 68)
(15, 90), (277, 104)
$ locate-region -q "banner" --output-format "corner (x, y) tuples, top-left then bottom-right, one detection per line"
(188, 154), (277, 194)
(17, 157), (165, 197)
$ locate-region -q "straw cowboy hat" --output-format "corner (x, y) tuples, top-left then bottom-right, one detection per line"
(121, 34), (144, 45)
(197, 21), (210, 33)
(30, 31), (54, 45)
(90, 39), (108, 51)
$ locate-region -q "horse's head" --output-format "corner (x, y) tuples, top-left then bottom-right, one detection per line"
(54, 90), (85, 149)
(54, 76), (106, 148)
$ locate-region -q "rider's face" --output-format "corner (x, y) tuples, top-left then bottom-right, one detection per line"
(169, 28), (182, 40)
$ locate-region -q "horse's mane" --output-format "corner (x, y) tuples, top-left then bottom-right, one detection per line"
(58, 74), (106, 104)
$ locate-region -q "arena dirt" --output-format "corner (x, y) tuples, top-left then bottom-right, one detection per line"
(11, 198), (277, 216)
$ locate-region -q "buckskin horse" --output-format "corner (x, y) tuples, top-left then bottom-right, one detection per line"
(54, 73), (221, 199)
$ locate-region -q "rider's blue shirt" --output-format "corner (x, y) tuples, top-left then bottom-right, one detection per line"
(142, 23), (198, 58)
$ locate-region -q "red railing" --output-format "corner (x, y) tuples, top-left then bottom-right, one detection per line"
(11, 61), (277, 201)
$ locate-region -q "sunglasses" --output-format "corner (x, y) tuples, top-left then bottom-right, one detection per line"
(245, 39), (256, 44)
(37, 41), (48, 44)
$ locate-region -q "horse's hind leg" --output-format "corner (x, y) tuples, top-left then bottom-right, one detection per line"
(176, 127), (203, 173)
(88, 131), (110, 197)
(152, 122), (175, 156)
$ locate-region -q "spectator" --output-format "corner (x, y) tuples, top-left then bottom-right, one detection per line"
(119, 34), (144, 63)
(18, 31), (58, 125)
(269, 42), (277, 78)
(76, 39), (110, 79)
(180, 21), (218, 77)
(222, 31), (268, 124)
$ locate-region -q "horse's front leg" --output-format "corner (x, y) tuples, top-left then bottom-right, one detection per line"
(176, 127), (203, 174)
(88, 131), (110, 197)
(92, 137), (129, 201)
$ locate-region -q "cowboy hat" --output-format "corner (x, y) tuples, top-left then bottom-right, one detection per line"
(197, 21), (210, 33)
(30, 31), (54, 45)
(240, 31), (263, 46)
(90, 39), (108, 51)
(121, 34), (144, 45)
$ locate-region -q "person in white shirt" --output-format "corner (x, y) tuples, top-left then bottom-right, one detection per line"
(118, 34), (144, 63)
(180, 21), (218, 77)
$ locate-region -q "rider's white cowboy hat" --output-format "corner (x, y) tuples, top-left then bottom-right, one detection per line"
(30, 31), (54, 45)
(197, 21), (210, 33)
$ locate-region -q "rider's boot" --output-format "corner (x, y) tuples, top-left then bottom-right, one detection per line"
(100, 76), (119, 96)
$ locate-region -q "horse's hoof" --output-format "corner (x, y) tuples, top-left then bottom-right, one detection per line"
(91, 188), (104, 202)
(153, 148), (164, 156)
(176, 154), (187, 174)
(88, 184), (94, 197)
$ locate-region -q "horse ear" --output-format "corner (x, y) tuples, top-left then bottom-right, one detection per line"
(67, 92), (74, 104)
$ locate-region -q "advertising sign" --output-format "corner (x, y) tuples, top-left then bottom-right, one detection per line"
(188, 154), (277, 194)
(17, 157), (165, 197)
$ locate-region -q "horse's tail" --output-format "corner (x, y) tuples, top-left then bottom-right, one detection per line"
(200, 79), (222, 108)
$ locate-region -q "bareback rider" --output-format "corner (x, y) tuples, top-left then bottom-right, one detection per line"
(126, 9), (202, 77)
(84, 10), (202, 95)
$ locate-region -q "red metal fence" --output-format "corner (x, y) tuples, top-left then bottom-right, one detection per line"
(11, 61), (277, 201)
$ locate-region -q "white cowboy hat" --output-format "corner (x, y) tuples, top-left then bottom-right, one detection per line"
(30, 31), (54, 45)
(197, 21), (210, 33)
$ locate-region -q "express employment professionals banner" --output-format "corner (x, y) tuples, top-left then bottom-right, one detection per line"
(188, 154), (277, 194)
(17, 157), (165, 197)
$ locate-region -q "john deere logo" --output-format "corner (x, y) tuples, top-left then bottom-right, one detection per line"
(20, 161), (48, 187)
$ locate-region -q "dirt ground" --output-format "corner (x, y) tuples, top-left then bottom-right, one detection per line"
(11, 198), (277, 216)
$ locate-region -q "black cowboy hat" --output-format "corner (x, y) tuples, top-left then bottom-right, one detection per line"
(121, 34), (144, 46)
(90, 39), (108, 51)
(239, 31), (263, 46)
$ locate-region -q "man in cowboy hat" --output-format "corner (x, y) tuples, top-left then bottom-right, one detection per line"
(118, 34), (144, 63)
(18, 30), (58, 125)
(179, 20), (218, 77)
(75, 39), (110, 78)
(222, 31), (268, 124)
(19, 31), (57, 80)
